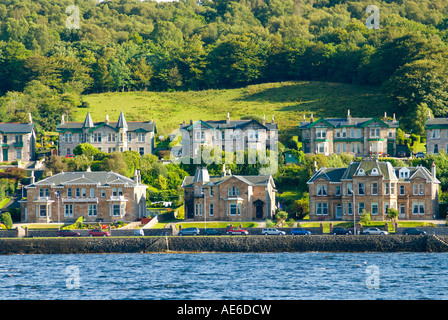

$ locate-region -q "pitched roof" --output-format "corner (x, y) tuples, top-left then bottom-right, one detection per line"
(180, 119), (278, 131)
(425, 118), (448, 129)
(181, 173), (275, 188)
(0, 123), (35, 134)
(308, 160), (439, 184)
(116, 111), (128, 129)
(26, 171), (146, 188)
(299, 117), (399, 129)
(82, 112), (94, 128)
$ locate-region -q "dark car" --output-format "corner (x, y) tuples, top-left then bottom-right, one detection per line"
(397, 151), (407, 158)
(402, 228), (427, 235)
(203, 228), (221, 236)
(57, 230), (80, 237)
(415, 152), (425, 158)
(178, 227), (200, 236)
(332, 227), (352, 235)
(291, 228), (311, 235)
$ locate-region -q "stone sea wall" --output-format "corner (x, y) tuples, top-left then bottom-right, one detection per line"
(1, 235), (448, 255)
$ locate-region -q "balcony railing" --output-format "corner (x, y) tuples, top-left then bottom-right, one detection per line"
(62, 197), (99, 203)
(107, 195), (128, 202)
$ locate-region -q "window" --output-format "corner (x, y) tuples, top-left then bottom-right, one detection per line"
(412, 202), (425, 215)
(139, 147), (144, 156)
(112, 204), (120, 216)
(316, 203), (328, 215)
(347, 202), (353, 215)
(316, 128), (327, 139)
(137, 133), (146, 142)
(384, 202), (389, 214)
(64, 204), (73, 217)
(317, 185), (327, 196)
(371, 203), (378, 215)
(16, 149), (22, 160)
(384, 183), (389, 195)
(101, 190), (106, 198)
(432, 129), (440, 139)
(371, 168), (378, 175)
(400, 185), (405, 195)
(76, 188), (80, 198)
(358, 183), (365, 195)
(107, 133), (116, 142)
(90, 188), (95, 198)
(413, 184), (424, 195)
(39, 205), (47, 217)
(88, 204), (97, 216)
(347, 183), (353, 195)
(400, 204), (406, 216)
(65, 133), (73, 143)
(371, 183), (378, 195)
(228, 186), (239, 196)
(335, 185), (341, 196)
(390, 183), (395, 195)
(434, 144), (439, 154)
(358, 202), (365, 214)
(118, 188), (123, 196)
(370, 128), (380, 138)
(209, 203), (214, 216)
(93, 133), (102, 143)
(67, 188), (72, 198)
(81, 188), (86, 198)
(210, 187), (214, 196)
(113, 188), (117, 197)
(39, 189), (44, 198)
(229, 204), (237, 216)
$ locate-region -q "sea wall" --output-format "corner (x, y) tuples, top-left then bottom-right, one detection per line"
(1, 235), (448, 255)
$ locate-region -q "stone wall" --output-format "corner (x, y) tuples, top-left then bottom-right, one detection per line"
(1, 235), (448, 254)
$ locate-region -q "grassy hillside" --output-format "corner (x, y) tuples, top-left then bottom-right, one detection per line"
(78, 81), (392, 137)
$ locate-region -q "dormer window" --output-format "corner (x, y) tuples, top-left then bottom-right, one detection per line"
(358, 168), (365, 175)
(371, 168), (378, 175)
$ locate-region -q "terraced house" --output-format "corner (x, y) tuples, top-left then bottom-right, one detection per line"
(56, 111), (156, 156)
(182, 166), (276, 221)
(21, 170), (147, 223)
(307, 159), (440, 221)
(0, 115), (36, 163)
(299, 110), (399, 157)
(425, 114), (448, 154)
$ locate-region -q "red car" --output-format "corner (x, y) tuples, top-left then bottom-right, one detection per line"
(226, 226), (248, 235)
(57, 230), (81, 237)
(88, 229), (110, 237)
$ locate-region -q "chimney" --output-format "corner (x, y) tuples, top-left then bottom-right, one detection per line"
(30, 171), (35, 184)
(271, 115), (275, 124)
(28, 113), (33, 124)
(384, 112), (387, 121)
(428, 110), (432, 119)
(432, 162), (436, 179)
(310, 113), (314, 123)
(226, 112), (230, 124)
(313, 161), (318, 173)
(61, 114), (65, 125)
(347, 109), (351, 124)
(262, 114), (266, 126)
(393, 114), (396, 122)
(221, 164), (227, 177)
(227, 168), (232, 176)
(134, 169), (139, 184)
(105, 114), (110, 125)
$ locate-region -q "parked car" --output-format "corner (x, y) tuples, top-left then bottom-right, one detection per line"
(402, 228), (427, 235)
(134, 228), (145, 236)
(291, 228), (311, 235)
(57, 230), (80, 237)
(262, 228), (286, 235)
(178, 227), (200, 236)
(203, 228), (221, 236)
(226, 226), (248, 235)
(361, 227), (388, 235)
(88, 229), (111, 237)
(332, 227), (352, 235)
(415, 152), (425, 158)
(397, 151), (407, 158)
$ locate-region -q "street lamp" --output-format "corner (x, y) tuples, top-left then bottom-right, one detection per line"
(55, 191), (60, 230)
(349, 187), (356, 235)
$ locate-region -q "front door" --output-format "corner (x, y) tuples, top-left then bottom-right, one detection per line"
(2, 148), (7, 162)
(336, 204), (342, 219)
(256, 204), (264, 219)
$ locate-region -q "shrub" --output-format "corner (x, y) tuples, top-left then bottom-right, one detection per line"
(265, 219), (275, 227)
(0, 212), (13, 229)
(286, 218), (296, 227)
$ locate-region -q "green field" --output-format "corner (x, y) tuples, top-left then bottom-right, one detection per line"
(79, 81), (391, 137)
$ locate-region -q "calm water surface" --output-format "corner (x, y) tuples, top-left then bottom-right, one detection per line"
(0, 252), (447, 300)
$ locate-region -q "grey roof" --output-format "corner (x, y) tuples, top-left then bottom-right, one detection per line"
(83, 112), (94, 128)
(182, 173), (275, 188)
(193, 167), (210, 183)
(308, 160), (439, 184)
(299, 117), (399, 129)
(0, 123), (35, 134)
(26, 171), (146, 188)
(57, 112), (156, 133)
(425, 118), (448, 128)
(180, 119), (278, 131)
(116, 111), (128, 129)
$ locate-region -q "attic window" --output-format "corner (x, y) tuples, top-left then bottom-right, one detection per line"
(358, 168), (365, 175)
(371, 168), (379, 175)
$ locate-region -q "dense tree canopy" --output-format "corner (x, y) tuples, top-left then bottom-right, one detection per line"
(0, 0), (447, 131)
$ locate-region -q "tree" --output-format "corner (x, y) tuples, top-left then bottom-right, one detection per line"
(293, 195), (309, 219)
(387, 208), (399, 224)
(73, 143), (100, 159)
(360, 209), (371, 226)
(0, 212), (13, 229)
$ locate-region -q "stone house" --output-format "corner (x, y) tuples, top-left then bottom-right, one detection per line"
(0, 115), (36, 163)
(56, 111), (156, 156)
(177, 113), (278, 158)
(307, 159), (440, 221)
(181, 166), (276, 221)
(299, 110), (399, 157)
(425, 115), (448, 154)
(21, 170), (147, 223)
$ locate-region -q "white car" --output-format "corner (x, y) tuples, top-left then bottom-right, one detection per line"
(361, 227), (388, 235)
(262, 228), (286, 236)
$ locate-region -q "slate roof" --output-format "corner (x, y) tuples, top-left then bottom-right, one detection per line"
(308, 160), (440, 184)
(56, 112), (156, 133)
(299, 117), (399, 129)
(182, 173), (275, 188)
(425, 118), (448, 129)
(180, 119), (278, 131)
(0, 123), (35, 134)
(26, 171), (145, 188)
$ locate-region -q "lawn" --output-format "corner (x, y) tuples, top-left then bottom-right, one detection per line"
(174, 221), (258, 231)
(79, 81), (391, 137)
